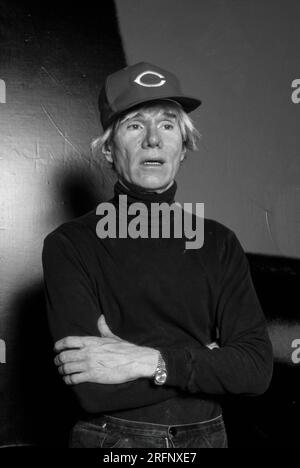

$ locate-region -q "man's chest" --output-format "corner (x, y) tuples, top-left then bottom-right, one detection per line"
(91, 237), (219, 344)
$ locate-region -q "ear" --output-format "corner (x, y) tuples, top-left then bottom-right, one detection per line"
(180, 146), (187, 162)
(102, 144), (113, 163)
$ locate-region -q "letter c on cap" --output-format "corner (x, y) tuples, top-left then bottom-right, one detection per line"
(134, 71), (166, 87)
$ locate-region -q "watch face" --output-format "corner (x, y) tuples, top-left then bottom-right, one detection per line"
(155, 369), (167, 385)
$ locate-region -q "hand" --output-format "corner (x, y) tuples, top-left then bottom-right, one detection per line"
(53, 315), (159, 386)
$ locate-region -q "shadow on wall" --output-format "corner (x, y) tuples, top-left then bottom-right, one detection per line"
(8, 282), (76, 447)
(53, 153), (117, 220)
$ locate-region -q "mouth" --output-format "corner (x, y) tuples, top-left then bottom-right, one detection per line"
(141, 158), (165, 167)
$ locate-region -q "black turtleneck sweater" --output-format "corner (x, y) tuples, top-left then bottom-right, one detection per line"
(42, 180), (273, 425)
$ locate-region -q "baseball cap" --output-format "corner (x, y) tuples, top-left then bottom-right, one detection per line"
(99, 62), (201, 130)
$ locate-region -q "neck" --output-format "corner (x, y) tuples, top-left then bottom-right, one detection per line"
(118, 178), (174, 195)
(112, 179), (177, 207)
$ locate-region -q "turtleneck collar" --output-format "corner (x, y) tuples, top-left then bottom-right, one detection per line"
(112, 179), (177, 207)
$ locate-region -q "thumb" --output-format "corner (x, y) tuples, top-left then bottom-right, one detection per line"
(97, 315), (119, 339)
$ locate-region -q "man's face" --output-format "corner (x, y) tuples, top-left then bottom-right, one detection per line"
(105, 102), (186, 192)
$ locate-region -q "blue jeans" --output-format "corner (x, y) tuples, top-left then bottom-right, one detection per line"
(69, 414), (227, 448)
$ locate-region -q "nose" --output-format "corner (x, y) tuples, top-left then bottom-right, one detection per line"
(142, 124), (162, 149)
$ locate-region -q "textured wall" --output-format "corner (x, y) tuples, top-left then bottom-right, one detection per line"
(115, 0), (300, 258)
(0, 0), (125, 446)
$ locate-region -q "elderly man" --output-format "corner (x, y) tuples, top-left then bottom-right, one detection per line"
(42, 62), (273, 448)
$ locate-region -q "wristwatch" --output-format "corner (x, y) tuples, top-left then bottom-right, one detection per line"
(153, 352), (167, 385)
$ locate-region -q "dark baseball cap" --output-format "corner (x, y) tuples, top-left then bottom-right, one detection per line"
(99, 62), (201, 130)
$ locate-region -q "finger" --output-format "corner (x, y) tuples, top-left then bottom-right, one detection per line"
(54, 336), (93, 352)
(54, 349), (83, 366)
(97, 315), (119, 339)
(63, 372), (90, 385)
(58, 361), (86, 376)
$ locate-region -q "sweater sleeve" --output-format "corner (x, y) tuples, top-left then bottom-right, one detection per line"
(42, 228), (179, 414)
(159, 229), (274, 396)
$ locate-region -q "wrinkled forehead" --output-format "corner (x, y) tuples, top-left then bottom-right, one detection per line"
(119, 100), (181, 124)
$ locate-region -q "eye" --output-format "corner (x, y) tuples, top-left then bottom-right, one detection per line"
(127, 123), (142, 130)
(160, 121), (175, 130)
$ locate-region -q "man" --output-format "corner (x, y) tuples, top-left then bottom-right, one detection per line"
(42, 62), (273, 448)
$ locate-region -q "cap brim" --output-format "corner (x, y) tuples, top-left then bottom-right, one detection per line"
(119, 95), (201, 114)
(165, 96), (202, 113)
(103, 95), (201, 129)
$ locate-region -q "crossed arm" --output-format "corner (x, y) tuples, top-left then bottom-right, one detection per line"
(54, 314), (160, 385)
(54, 314), (219, 386)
